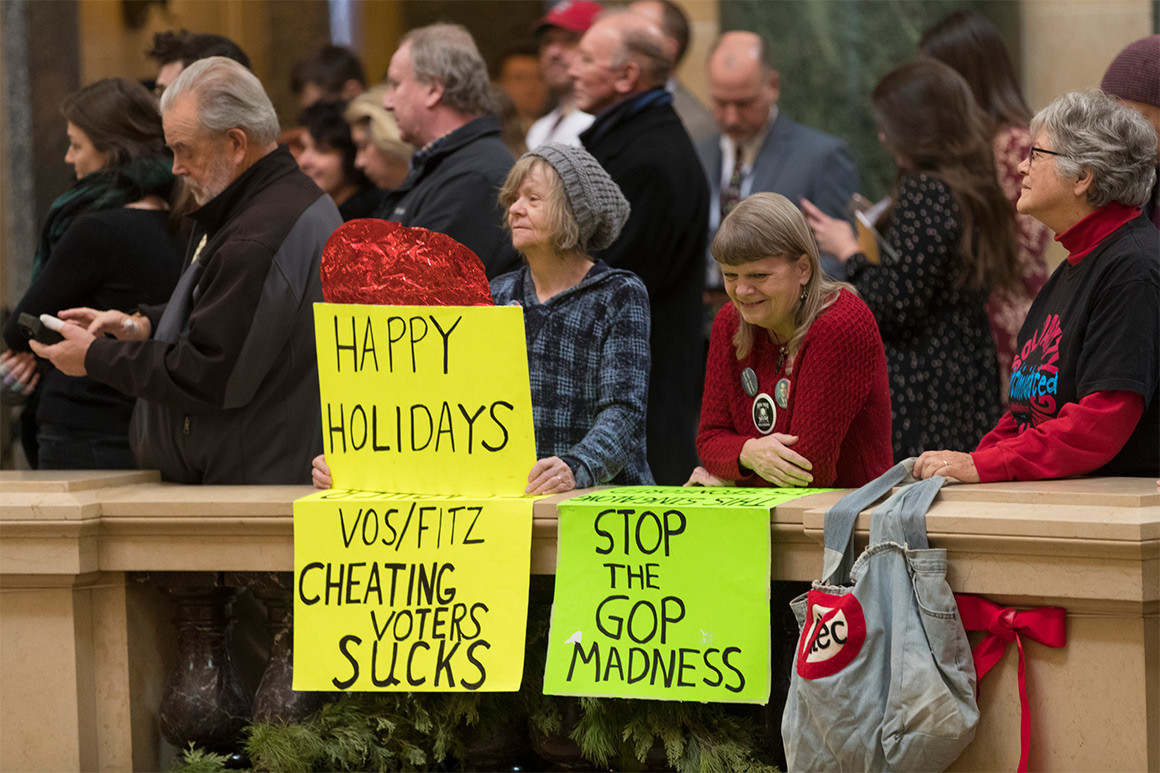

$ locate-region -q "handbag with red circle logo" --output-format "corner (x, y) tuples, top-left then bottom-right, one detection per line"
(781, 460), (978, 772)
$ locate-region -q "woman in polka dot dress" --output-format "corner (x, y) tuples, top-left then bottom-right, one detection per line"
(803, 59), (1017, 461)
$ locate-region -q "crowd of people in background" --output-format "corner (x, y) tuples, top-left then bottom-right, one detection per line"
(4, 2), (1158, 494)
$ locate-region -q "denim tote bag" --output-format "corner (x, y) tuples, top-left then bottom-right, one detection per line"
(781, 460), (978, 772)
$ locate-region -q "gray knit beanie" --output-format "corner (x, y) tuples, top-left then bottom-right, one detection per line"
(522, 142), (630, 252)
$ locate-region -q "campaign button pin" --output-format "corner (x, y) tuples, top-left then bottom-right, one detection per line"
(775, 378), (790, 409)
(741, 367), (759, 397)
(752, 392), (775, 434)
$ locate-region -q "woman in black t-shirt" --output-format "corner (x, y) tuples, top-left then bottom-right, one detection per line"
(914, 90), (1159, 482)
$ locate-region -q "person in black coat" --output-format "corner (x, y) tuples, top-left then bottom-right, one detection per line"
(571, 10), (710, 484)
(375, 23), (519, 278)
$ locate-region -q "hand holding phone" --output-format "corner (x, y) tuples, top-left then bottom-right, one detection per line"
(16, 313), (64, 345)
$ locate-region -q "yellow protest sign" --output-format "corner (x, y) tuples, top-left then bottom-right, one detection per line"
(293, 489), (533, 691)
(313, 303), (537, 496)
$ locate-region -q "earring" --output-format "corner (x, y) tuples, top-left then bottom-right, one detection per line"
(799, 286), (809, 303)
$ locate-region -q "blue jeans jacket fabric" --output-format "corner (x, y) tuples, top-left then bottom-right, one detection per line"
(782, 461), (978, 772)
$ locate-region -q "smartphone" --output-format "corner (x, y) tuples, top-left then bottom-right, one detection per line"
(16, 313), (64, 345)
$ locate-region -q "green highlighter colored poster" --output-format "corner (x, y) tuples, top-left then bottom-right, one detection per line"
(543, 486), (828, 704)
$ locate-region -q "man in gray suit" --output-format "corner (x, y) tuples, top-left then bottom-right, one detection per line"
(697, 31), (859, 282)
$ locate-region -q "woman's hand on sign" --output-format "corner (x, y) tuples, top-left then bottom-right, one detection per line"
(311, 454), (333, 489)
(914, 450), (979, 483)
(526, 456), (576, 495)
(740, 434), (814, 487)
(683, 466), (734, 487)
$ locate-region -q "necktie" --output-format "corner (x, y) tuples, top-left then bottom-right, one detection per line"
(722, 144), (744, 219)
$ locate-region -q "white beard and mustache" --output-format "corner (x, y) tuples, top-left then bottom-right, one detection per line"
(187, 151), (235, 206)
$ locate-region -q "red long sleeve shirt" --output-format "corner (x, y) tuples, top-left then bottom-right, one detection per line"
(971, 202), (1148, 481)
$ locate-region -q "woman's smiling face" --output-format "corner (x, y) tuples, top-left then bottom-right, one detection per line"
(721, 254), (810, 334)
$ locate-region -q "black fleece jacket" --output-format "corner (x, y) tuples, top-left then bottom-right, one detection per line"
(87, 146), (342, 484)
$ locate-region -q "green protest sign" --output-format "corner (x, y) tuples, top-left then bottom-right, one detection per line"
(566, 486), (831, 509)
(543, 486), (827, 703)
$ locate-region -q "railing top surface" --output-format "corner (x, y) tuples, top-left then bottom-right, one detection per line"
(1, 473), (1156, 545)
(2, 471), (1156, 506)
(1, 473), (1156, 608)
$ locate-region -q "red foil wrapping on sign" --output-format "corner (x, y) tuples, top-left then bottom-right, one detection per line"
(320, 219), (494, 306)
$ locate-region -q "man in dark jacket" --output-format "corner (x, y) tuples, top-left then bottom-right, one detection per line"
(32, 57), (341, 484)
(376, 23), (518, 278)
(571, 11), (709, 484)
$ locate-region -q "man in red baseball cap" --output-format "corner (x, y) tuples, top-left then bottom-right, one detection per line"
(526, 0), (604, 148)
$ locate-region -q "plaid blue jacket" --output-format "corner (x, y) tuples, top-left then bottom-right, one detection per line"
(491, 261), (654, 487)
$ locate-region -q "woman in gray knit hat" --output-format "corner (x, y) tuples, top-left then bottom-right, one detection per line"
(491, 142), (654, 494)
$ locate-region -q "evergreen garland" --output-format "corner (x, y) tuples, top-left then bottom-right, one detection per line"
(571, 696), (777, 773)
(243, 692), (477, 772)
(172, 744), (230, 773)
(171, 580), (779, 773)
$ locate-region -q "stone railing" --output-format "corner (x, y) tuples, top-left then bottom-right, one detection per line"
(1, 471), (1156, 771)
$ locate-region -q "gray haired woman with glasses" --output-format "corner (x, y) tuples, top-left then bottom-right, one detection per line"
(915, 89), (1159, 483)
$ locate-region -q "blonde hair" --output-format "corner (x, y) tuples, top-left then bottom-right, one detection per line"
(497, 156), (582, 257)
(711, 193), (855, 369)
(343, 86), (413, 160)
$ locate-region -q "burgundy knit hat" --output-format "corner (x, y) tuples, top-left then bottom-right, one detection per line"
(1101, 35), (1160, 108)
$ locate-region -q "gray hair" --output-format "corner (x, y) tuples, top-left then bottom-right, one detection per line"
(606, 11), (673, 87)
(160, 56), (279, 145)
(403, 23), (495, 116)
(1031, 89), (1158, 208)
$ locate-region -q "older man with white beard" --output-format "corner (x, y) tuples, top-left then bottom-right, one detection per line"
(31, 56), (342, 484)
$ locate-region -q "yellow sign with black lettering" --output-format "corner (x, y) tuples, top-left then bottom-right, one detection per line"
(313, 304), (536, 496)
(293, 489), (533, 692)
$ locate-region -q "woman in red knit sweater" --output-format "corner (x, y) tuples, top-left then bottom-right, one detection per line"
(688, 193), (893, 488)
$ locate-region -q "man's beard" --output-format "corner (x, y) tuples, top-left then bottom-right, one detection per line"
(543, 58), (572, 94)
(188, 153), (234, 206)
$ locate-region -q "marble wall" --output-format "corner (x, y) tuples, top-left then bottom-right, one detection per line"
(720, 0), (1016, 200)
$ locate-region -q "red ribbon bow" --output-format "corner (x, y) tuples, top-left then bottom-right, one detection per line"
(955, 593), (1066, 772)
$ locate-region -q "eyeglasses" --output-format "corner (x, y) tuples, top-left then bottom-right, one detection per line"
(1028, 146), (1066, 164)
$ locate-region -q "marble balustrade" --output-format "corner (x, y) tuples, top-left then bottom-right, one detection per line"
(1, 470), (1155, 771)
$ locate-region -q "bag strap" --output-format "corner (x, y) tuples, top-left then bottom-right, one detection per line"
(869, 474), (945, 549)
(822, 460), (912, 584)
